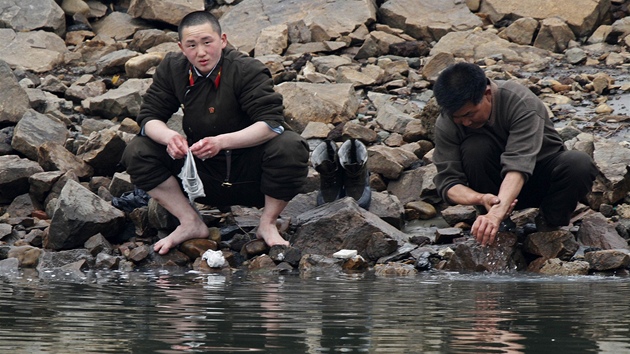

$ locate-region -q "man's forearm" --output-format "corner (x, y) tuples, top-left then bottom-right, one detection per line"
(446, 170), (525, 219)
(144, 120), (181, 146)
(446, 184), (485, 206)
(490, 171), (524, 218)
(216, 121), (279, 150)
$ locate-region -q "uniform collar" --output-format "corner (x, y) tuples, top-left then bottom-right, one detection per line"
(188, 54), (224, 88)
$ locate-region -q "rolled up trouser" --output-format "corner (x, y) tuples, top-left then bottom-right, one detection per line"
(460, 133), (598, 227)
(120, 131), (309, 208)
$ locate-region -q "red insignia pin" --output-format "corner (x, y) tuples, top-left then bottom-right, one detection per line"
(209, 107), (215, 113)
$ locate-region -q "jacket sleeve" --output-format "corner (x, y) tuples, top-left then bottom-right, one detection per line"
(232, 56), (286, 130)
(136, 53), (183, 130)
(432, 116), (468, 204)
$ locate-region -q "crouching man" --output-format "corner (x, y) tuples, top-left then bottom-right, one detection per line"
(121, 11), (309, 255)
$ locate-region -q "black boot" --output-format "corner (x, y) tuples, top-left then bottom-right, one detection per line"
(339, 139), (371, 209)
(312, 140), (343, 205)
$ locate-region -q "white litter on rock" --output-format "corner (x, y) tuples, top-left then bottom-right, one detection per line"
(333, 249), (358, 259)
(202, 249), (226, 268)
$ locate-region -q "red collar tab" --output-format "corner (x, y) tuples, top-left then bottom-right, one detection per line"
(214, 67), (222, 87)
(188, 67), (195, 87)
(188, 66), (222, 88)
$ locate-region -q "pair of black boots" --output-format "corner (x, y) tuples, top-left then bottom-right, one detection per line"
(312, 139), (371, 209)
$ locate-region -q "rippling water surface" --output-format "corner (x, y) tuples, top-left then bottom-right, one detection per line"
(1, 269), (630, 354)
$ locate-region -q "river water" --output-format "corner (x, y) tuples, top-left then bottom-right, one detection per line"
(1, 268), (630, 354)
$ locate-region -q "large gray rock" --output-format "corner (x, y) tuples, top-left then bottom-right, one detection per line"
(220, 0), (377, 54)
(0, 60), (30, 125)
(0, 0), (66, 37)
(430, 29), (551, 65)
(577, 212), (629, 250)
(589, 139), (630, 208)
(444, 233), (528, 272)
(379, 0), (483, 42)
(0, 155), (44, 204)
(45, 180), (126, 250)
(292, 197), (410, 262)
(275, 82), (359, 133)
(128, 0), (204, 26)
(91, 11), (151, 41)
(479, 0), (611, 38)
(0, 29), (67, 73)
(11, 110), (69, 161)
(77, 129), (127, 176)
(82, 78), (151, 119)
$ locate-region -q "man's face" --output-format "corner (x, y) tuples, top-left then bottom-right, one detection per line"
(451, 86), (492, 129)
(178, 23), (227, 75)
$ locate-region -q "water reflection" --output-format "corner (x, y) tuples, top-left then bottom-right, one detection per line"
(0, 271), (630, 353)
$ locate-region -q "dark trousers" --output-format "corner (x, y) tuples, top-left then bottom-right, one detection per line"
(121, 131), (309, 208)
(461, 134), (598, 226)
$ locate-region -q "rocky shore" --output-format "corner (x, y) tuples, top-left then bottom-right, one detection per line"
(2, 0), (630, 278)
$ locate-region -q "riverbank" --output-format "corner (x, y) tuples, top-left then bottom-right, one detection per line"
(1, 0), (630, 277)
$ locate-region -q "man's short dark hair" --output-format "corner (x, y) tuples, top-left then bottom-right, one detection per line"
(178, 11), (222, 41)
(433, 62), (488, 119)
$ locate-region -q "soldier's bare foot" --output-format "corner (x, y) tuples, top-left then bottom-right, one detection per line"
(256, 220), (289, 247)
(154, 217), (209, 255)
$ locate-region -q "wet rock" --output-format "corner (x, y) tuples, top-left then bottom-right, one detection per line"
(179, 239), (218, 260)
(293, 197), (408, 262)
(522, 230), (580, 261)
(374, 262), (417, 276)
(149, 248), (189, 267)
(247, 254), (277, 271)
(584, 249), (630, 271)
(240, 238), (269, 258)
(0, 258), (19, 275)
(268, 245), (300, 266)
(84, 233), (113, 256)
(7, 245), (42, 268)
(577, 212), (629, 250)
(127, 244), (151, 262)
(342, 255), (369, 271)
(95, 252), (120, 270)
(37, 248), (94, 270)
(298, 254), (343, 273)
(444, 233), (527, 272)
(527, 258), (590, 276)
